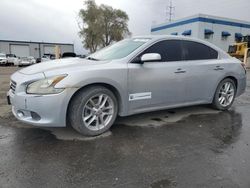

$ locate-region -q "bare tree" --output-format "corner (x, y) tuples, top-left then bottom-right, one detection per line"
(78, 0), (130, 53)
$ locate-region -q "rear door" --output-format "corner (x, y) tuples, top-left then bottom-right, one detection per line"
(128, 40), (188, 114)
(181, 40), (223, 103)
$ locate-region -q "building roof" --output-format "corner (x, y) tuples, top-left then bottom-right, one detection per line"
(0, 39), (73, 46)
(151, 14), (250, 32)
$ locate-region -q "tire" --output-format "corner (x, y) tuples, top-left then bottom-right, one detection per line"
(68, 86), (118, 136)
(212, 78), (236, 110)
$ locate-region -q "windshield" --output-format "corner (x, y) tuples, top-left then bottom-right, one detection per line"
(0, 54), (6, 58)
(88, 38), (150, 61)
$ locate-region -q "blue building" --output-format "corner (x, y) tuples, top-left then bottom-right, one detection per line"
(151, 14), (250, 51)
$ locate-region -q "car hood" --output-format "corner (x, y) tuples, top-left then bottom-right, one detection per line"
(18, 58), (110, 75)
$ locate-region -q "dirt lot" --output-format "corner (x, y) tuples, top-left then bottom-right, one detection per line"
(0, 66), (250, 188)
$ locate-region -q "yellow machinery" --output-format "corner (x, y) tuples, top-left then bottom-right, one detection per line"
(228, 35), (250, 61)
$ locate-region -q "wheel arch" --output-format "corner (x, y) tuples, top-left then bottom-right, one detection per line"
(211, 75), (238, 103)
(66, 82), (125, 125)
(223, 76), (238, 89)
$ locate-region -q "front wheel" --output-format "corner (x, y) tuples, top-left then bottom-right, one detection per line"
(212, 78), (236, 110)
(68, 86), (118, 136)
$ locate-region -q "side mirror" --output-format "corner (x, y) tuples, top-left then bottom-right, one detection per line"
(141, 53), (161, 62)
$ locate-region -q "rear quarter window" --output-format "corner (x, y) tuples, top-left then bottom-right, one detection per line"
(182, 40), (218, 61)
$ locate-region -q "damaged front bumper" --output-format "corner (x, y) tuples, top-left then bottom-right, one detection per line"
(8, 71), (78, 127)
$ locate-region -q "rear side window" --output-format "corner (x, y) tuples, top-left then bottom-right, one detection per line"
(142, 40), (183, 62)
(182, 41), (218, 60)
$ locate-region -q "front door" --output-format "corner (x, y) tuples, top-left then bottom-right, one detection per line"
(127, 40), (188, 114)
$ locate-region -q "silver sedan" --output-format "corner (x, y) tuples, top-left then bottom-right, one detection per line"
(7, 36), (246, 136)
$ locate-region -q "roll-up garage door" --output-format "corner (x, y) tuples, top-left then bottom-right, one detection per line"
(10, 44), (30, 57)
(44, 45), (55, 54)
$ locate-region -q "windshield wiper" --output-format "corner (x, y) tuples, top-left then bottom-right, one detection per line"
(87, 56), (99, 61)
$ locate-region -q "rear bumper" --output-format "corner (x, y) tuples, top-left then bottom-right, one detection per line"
(8, 88), (77, 127)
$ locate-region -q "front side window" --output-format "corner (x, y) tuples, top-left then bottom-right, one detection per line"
(141, 40), (183, 62)
(88, 38), (150, 61)
(182, 41), (218, 60)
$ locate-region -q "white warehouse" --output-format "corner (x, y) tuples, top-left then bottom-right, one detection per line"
(151, 14), (250, 52)
(0, 40), (74, 58)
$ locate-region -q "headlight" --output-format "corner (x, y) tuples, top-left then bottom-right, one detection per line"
(26, 75), (67, 94)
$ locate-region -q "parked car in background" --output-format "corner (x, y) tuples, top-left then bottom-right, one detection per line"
(8, 36), (246, 136)
(41, 54), (55, 62)
(18, 56), (36, 67)
(76, 54), (86, 58)
(41, 55), (50, 62)
(62, 52), (76, 58)
(0, 53), (7, 65)
(6, 54), (19, 66)
(36, 58), (42, 63)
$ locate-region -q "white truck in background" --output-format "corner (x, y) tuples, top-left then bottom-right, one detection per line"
(6, 54), (19, 66)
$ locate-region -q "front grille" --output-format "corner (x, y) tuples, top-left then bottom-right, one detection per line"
(10, 80), (17, 94)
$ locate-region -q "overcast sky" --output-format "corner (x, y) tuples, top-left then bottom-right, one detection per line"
(0, 0), (250, 54)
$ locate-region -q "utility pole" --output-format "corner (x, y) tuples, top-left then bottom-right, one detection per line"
(166, 0), (175, 22)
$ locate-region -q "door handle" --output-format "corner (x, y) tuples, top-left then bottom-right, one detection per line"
(214, 66), (224, 71)
(175, 68), (186, 74)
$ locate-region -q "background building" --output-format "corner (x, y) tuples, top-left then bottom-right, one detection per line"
(151, 14), (250, 51)
(0, 40), (74, 58)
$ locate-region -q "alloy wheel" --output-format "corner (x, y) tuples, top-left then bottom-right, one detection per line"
(82, 94), (114, 131)
(218, 82), (235, 107)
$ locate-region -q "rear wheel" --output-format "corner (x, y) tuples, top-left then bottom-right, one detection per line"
(212, 78), (236, 110)
(68, 86), (118, 136)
